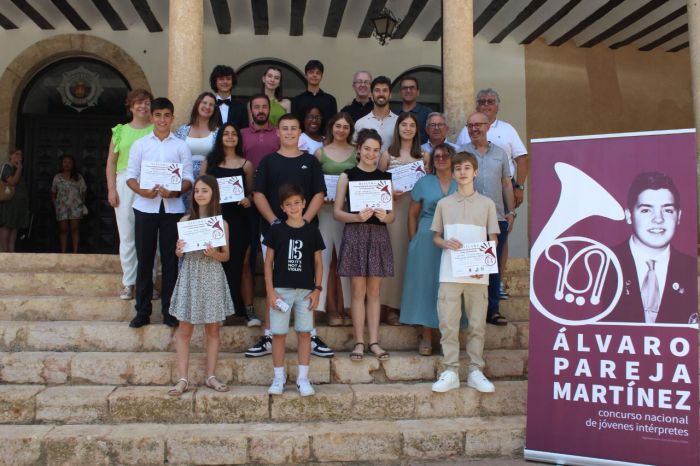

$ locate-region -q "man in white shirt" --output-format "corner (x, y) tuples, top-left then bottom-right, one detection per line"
(126, 97), (194, 328)
(603, 172), (695, 324)
(354, 76), (398, 152)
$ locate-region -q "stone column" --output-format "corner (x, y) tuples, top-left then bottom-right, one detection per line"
(168, 0), (203, 126)
(442, 0), (474, 139)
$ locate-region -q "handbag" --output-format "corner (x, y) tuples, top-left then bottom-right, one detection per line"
(0, 163), (15, 202)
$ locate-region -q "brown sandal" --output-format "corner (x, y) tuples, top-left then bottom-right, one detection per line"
(206, 375), (229, 392)
(349, 342), (365, 361)
(369, 342), (390, 361)
(418, 335), (433, 356)
(168, 378), (189, 396)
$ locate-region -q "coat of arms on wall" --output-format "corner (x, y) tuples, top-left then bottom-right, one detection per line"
(57, 66), (104, 112)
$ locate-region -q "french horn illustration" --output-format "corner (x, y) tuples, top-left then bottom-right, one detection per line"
(530, 163), (625, 325)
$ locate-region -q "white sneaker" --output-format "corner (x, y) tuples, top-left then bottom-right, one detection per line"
(268, 378), (285, 395)
(296, 379), (315, 397)
(432, 370), (460, 393)
(119, 286), (134, 300)
(467, 369), (495, 393)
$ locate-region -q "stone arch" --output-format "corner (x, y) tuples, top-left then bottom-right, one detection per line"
(0, 34), (150, 158)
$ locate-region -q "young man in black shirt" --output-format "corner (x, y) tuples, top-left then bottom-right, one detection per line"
(264, 184), (325, 396)
(246, 113), (334, 359)
(291, 60), (337, 134)
(209, 65), (248, 130)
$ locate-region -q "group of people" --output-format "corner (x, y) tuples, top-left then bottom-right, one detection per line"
(103, 59), (530, 397)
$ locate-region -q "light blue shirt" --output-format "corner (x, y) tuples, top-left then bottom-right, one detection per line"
(457, 141), (510, 221)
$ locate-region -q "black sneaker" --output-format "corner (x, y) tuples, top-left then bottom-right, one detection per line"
(311, 335), (335, 358)
(129, 315), (150, 328)
(245, 335), (272, 358)
(162, 314), (179, 328)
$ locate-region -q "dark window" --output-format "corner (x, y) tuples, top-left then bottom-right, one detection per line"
(391, 66), (442, 112)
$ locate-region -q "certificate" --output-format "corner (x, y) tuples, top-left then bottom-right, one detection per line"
(177, 215), (227, 253)
(140, 161), (183, 191)
(348, 180), (392, 211)
(450, 241), (498, 277)
(388, 160), (427, 192)
(324, 175), (339, 201)
(217, 176), (245, 203)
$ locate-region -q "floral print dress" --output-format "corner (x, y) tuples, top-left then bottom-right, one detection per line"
(51, 174), (87, 221)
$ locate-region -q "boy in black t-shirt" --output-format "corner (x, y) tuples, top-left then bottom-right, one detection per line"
(264, 184), (325, 396)
(246, 113), (334, 360)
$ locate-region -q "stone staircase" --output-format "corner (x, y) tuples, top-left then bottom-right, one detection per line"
(0, 253), (530, 465)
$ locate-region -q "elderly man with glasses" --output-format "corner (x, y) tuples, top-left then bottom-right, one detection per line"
(421, 112), (459, 155)
(341, 70), (374, 123)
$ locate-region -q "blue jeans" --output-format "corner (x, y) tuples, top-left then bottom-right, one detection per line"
(487, 220), (509, 319)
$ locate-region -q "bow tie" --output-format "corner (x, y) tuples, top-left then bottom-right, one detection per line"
(217, 98), (231, 107)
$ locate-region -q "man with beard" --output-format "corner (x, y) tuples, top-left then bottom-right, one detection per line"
(354, 76), (398, 152)
(391, 76), (432, 143)
(242, 94), (280, 169)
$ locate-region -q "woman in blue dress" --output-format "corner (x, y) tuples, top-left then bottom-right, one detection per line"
(399, 144), (460, 355)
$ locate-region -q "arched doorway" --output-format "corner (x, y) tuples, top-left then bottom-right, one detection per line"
(16, 57), (131, 253)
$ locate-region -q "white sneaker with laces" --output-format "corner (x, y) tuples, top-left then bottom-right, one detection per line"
(431, 370), (460, 393)
(296, 378), (315, 397)
(119, 286), (134, 300)
(467, 369), (495, 393)
(268, 378), (285, 395)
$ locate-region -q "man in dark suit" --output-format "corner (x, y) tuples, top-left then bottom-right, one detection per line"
(604, 172), (696, 324)
(209, 65), (248, 130)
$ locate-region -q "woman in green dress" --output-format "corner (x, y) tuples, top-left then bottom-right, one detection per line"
(0, 148), (30, 252)
(260, 66), (291, 127)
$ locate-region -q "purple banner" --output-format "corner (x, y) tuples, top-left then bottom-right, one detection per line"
(525, 130), (698, 465)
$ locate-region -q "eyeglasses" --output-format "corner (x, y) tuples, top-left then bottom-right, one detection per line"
(427, 123), (446, 129)
(306, 115), (322, 121)
(477, 98), (497, 106)
(400, 85), (417, 91)
(466, 122), (488, 129)
(353, 80), (370, 86)
(434, 153), (451, 161)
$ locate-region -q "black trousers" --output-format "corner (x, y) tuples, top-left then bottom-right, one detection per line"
(133, 205), (180, 318)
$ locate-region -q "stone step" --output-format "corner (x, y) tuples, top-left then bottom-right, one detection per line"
(0, 320), (529, 353)
(0, 380), (527, 426)
(0, 253), (122, 273)
(0, 349), (529, 386)
(0, 295), (531, 322)
(0, 416), (525, 465)
(0, 272), (124, 297)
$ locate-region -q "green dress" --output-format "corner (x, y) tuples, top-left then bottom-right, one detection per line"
(269, 98), (287, 128)
(0, 164), (30, 229)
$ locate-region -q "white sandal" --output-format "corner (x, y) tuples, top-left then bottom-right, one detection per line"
(168, 378), (189, 396)
(205, 375), (229, 392)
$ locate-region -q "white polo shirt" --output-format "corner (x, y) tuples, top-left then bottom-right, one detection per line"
(126, 132), (194, 214)
(354, 110), (399, 152)
(456, 119), (527, 176)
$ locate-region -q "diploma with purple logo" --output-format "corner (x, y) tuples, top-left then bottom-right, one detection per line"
(450, 241), (498, 277)
(348, 180), (393, 211)
(177, 215), (227, 252)
(140, 161), (183, 191)
(217, 176), (245, 203)
(388, 160), (426, 192)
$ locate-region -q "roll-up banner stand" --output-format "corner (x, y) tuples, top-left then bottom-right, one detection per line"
(525, 129), (698, 466)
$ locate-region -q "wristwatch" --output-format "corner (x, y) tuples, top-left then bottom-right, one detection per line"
(314, 285), (323, 291)
(514, 184), (525, 190)
(507, 211), (517, 218)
